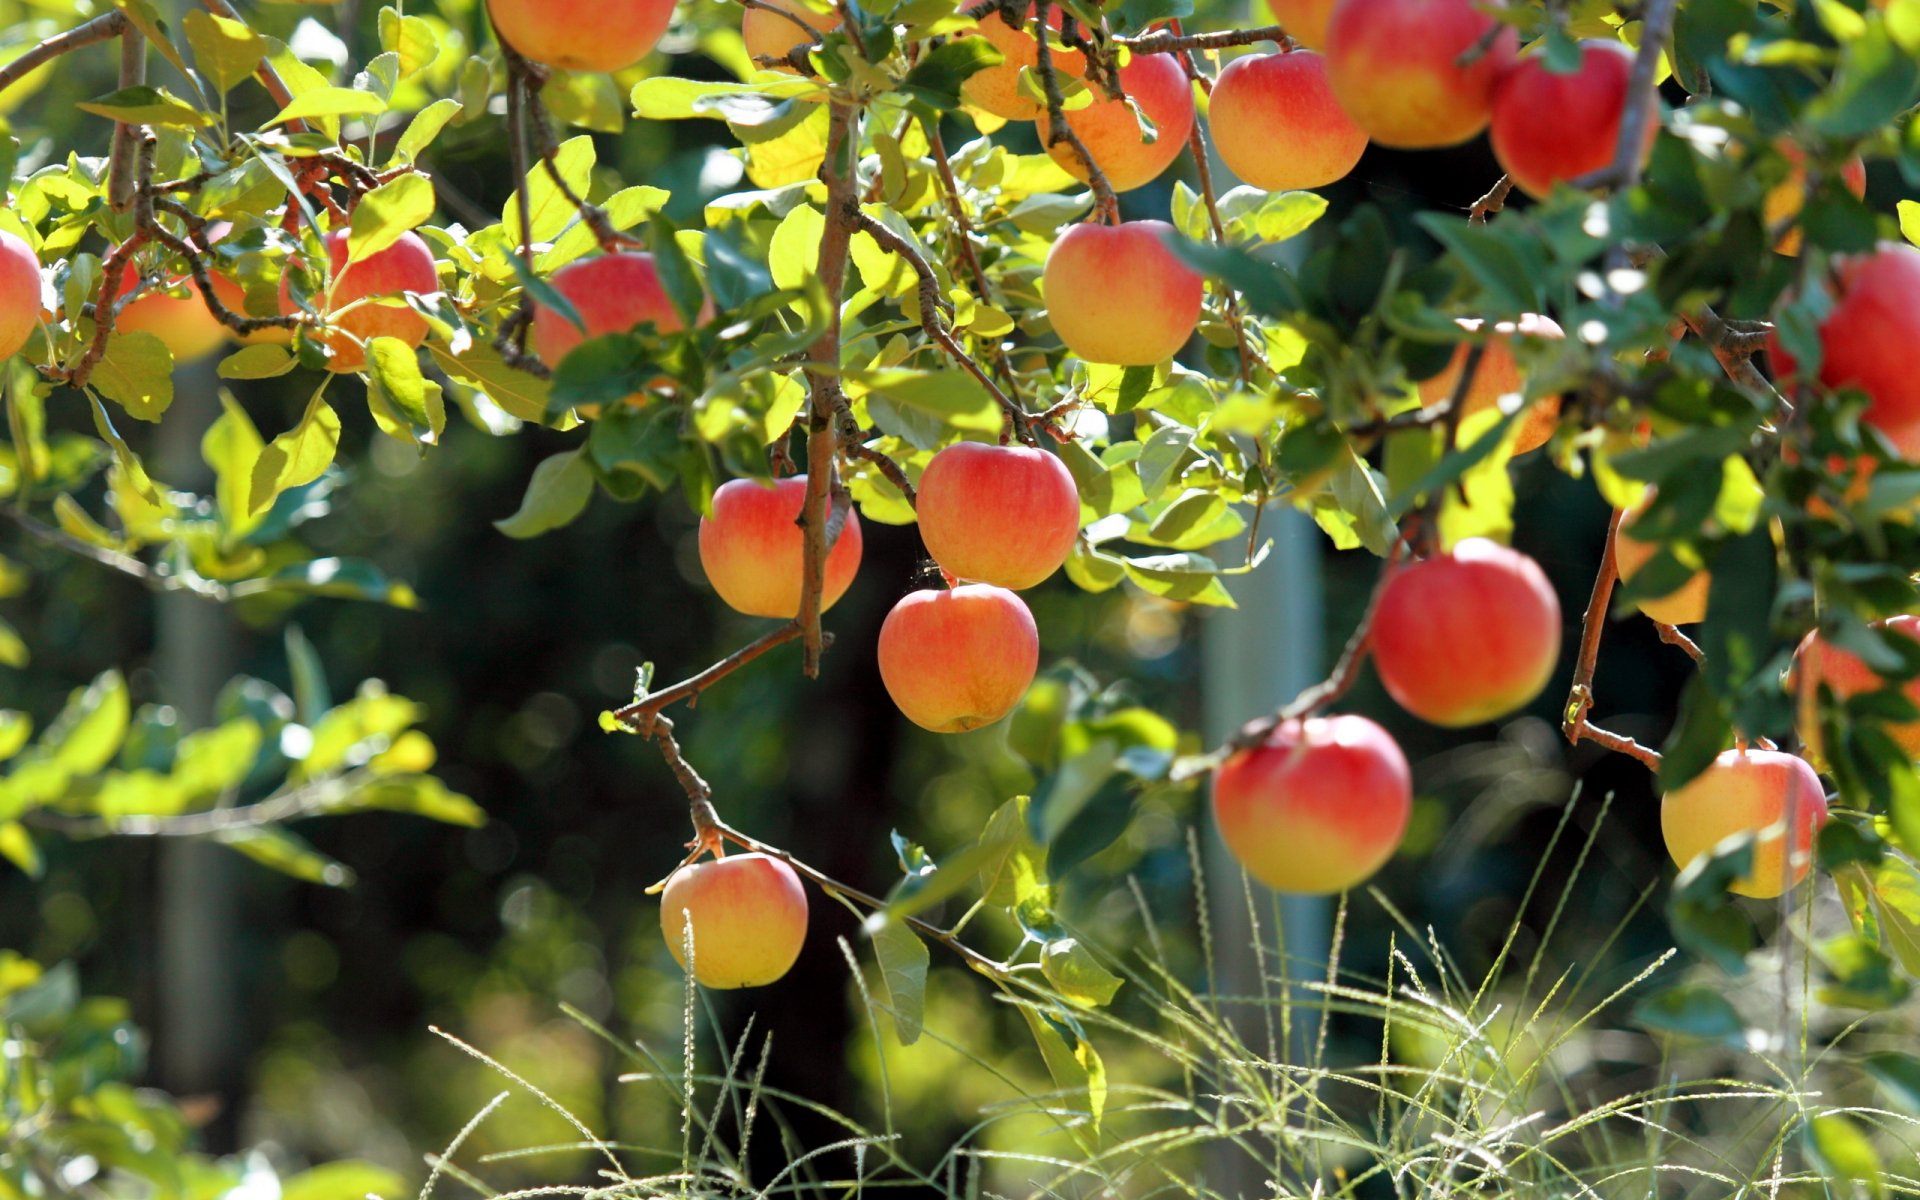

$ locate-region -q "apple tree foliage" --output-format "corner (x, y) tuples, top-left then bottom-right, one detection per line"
(0, 0), (1917, 1175)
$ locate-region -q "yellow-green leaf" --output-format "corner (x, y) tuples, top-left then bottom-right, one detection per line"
(250, 394), (341, 515)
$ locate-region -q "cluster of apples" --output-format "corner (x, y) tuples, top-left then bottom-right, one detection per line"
(658, 441), (1080, 988)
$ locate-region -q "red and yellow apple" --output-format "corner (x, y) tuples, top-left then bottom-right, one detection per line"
(532, 252), (697, 368)
(1370, 537), (1562, 727)
(877, 584), (1038, 732)
(1792, 614), (1920, 762)
(1324, 0), (1516, 149)
(1767, 242), (1920, 448)
(1612, 491), (1711, 626)
(1212, 713), (1412, 894)
(661, 852), (809, 988)
(743, 0), (841, 69)
(916, 443), (1081, 589)
(487, 0), (674, 73)
(698, 476), (863, 619)
(281, 228), (439, 374)
(1035, 52), (1194, 192)
(0, 228), (38, 362)
(1418, 314), (1565, 455)
(1660, 748), (1828, 899)
(961, 5), (1089, 120)
(1209, 50), (1368, 191)
(1266, 0), (1337, 47)
(113, 261), (228, 364)
(1765, 143), (1868, 257)
(1490, 40), (1649, 199)
(1043, 220), (1203, 366)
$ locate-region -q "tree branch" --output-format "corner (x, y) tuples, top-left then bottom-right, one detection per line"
(609, 622), (809, 731)
(24, 769), (374, 837)
(1, 505), (230, 601)
(0, 11), (129, 96)
(1115, 24), (1294, 54)
(1567, 0), (1677, 191)
(923, 121), (1026, 414)
(1035, 1), (1119, 225)
(107, 26), (146, 214)
(1469, 175), (1513, 225)
(1560, 509), (1664, 771)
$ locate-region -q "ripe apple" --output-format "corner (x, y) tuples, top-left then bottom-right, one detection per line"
(1765, 143), (1868, 257)
(487, 0), (674, 73)
(1612, 491), (1710, 625)
(1660, 748), (1828, 899)
(1212, 713), (1412, 894)
(1324, 0), (1517, 149)
(112, 261), (227, 365)
(961, 5), (1089, 121)
(743, 0), (841, 68)
(698, 476), (863, 619)
(280, 229), (439, 374)
(1035, 52), (1194, 192)
(1417, 314), (1565, 455)
(1370, 538), (1562, 727)
(1792, 615), (1920, 763)
(0, 229), (38, 362)
(877, 584), (1039, 732)
(1767, 242), (1920, 447)
(661, 852), (809, 988)
(533, 252), (698, 369)
(1043, 220), (1203, 366)
(1209, 50), (1369, 191)
(916, 443), (1081, 590)
(1489, 40), (1650, 199)
(1266, 0), (1337, 47)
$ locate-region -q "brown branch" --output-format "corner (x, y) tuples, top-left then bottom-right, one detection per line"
(516, 49), (641, 255)
(1115, 24), (1294, 54)
(0, 11), (130, 95)
(610, 622), (809, 731)
(1469, 175), (1513, 225)
(107, 25), (146, 214)
(1655, 621), (1704, 664)
(796, 101), (862, 677)
(1560, 509), (1664, 771)
(1, 505), (230, 601)
(1035, 1), (1119, 225)
(830, 396), (918, 504)
(1567, 0), (1677, 191)
(923, 121), (1025, 412)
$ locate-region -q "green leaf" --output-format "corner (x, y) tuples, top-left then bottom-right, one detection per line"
(496, 448), (595, 539)
(502, 135), (595, 246)
(281, 1163), (407, 1200)
(45, 670), (131, 777)
(430, 342), (552, 424)
(203, 394), (265, 540)
(247, 558), (419, 609)
(1804, 1113), (1885, 1200)
(393, 98), (463, 165)
(250, 394), (341, 516)
(850, 368), (1001, 433)
(0, 822), (40, 878)
(365, 337), (442, 443)
(1864, 1052), (1920, 1114)
(347, 775), (484, 827)
(1632, 983), (1744, 1043)
(378, 6), (441, 78)
(93, 332), (175, 421)
(217, 343), (297, 380)
(0, 712), (31, 763)
(216, 826), (355, 886)
(77, 85), (213, 129)
(348, 174), (437, 264)
(1900, 199), (1920, 249)
(269, 86), (385, 127)
(1415, 214), (1543, 315)
(182, 10), (266, 95)
(869, 918), (928, 1044)
(899, 39), (1003, 109)
(1041, 937), (1123, 1008)
(978, 795), (1048, 908)
(630, 76), (820, 121)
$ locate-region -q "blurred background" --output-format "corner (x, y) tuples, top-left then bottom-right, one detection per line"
(0, 0), (1762, 1186)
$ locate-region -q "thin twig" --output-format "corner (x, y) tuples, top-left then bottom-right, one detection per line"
(1, 506), (230, 601)
(1115, 24), (1294, 54)
(923, 121), (1025, 411)
(1655, 621), (1705, 664)
(0, 11), (130, 96)
(1034, 1), (1119, 225)
(1469, 176), (1513, 225)
(1567, 0), (1678, 191)
(1561, 509), (1664, 771)
(26, 769), (375, 836)
(610, 623), (809, 731)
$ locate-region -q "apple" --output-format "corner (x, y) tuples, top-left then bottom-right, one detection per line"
(743, 0), (841, 69)
(1792, 615), (1920, 763)
(961, 5), (1089, 121)
(1043, 220), (1203, 366)
(1324, 0), (1517, 149)
(1490, 40), (1650, 199)
(1767, 242), (1920, 447)
(280, 229), (438, 374)
(877, 584), (1038, 732)
(1370, 537), (1562, 727)
(532, 252), (697, 369)
(1660, 748), (1828, 899)
(0, 229), (38, 362)
(1765, 143), (1868, 257)
(1209, 51), (1369, 191)
(698, 476), (863, 619)
(487, 0), (674, 73)
(1035, 52), (1194, 192)
(1612, 491), (1710, 626)
(1212, 713), (1412, 894)
(1266, 0), (1337, 47)
(661, 852), (809, 988)
(916, 443), (1081, 590)
(112, 261), (227, 365)
(1417, 314), (1565, 455)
